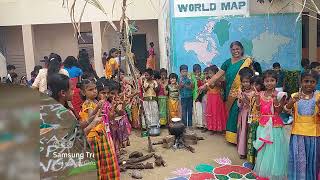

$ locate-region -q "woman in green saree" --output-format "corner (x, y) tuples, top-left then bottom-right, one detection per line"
(200, 41), (253, 144)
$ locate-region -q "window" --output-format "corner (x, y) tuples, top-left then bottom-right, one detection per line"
(77, 32), (93, 44)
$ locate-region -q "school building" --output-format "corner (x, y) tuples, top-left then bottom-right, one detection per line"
(0, 0), (319, 79)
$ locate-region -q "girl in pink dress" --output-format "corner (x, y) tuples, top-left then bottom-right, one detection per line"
(205, 65), (228, 132)
(237, 68), (254, 159)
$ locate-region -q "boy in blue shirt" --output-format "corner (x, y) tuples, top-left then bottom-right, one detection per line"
(179, 65), (194, 127)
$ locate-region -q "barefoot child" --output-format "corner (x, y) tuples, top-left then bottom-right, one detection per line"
(204, 65), (228, 133)
(179, 65), (194, 127)
(237, 68), (254, 159)
(284, 71), (320, 180)
(114, 82), (132, 148)
(158, 68), (169, 126)
(142, 68), (160, 128)
(201, 67), (210, 131)
(247, 75), (265, 165)
(253, 70), (288, 179)
(79, 79), (120, 180)
(167, 73), (181, 122)
(191, 64), (204, 128)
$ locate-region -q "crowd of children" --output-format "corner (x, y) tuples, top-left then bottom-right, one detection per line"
(3, 47), (320, 179)
(138, 62), (319, 180)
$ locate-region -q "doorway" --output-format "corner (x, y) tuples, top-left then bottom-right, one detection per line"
(130, 34), (147, 72)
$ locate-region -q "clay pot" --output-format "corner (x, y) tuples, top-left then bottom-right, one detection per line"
(168, 118), (185, 137)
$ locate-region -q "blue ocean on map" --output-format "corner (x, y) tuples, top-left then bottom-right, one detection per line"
(171, 14), (301, 73)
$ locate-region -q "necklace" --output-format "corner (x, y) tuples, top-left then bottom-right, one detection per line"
(264, 91), (273, 100)
(301, 91), (313, 100)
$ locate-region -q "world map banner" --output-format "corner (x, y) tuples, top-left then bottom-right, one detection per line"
(169, 12), (302, 73)
(173, 0), (249, 18)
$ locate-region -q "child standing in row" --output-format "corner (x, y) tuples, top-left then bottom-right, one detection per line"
(253, 70), (288, 179)
(205, 65), (228, 132)
(142, 68), (160, 128)
(191, 64), (204, 128)
(285, 71), (320, 180)
(179, 65), (194, 127)
(113, 82), (132, 148)
(201, 67), (210, 130)
(158, 68), (169, 125)
(247, 76), (264, 165)
(237, 68), (254, 159)
(167, 73), (181, 122)
(79, 79), (120, 180)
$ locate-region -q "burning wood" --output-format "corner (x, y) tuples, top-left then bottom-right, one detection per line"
(152, 133), (204, 153)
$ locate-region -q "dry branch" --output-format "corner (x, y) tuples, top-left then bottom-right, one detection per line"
(125, 153), (155, 164)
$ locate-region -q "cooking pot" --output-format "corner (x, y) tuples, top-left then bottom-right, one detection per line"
(149, 125), (160, 136)
(168, 118), (185, 137)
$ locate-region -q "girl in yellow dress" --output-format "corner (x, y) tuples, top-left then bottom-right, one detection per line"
(105, 48), (119, 79)
(79, 79), (120, 180)
(166, 73), (181, 123)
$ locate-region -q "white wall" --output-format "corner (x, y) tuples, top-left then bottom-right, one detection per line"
(158, 0), (171, 70)
(0, 0), (161, 26)
(33, 22), (91, 65)
(101, 20), (160, 67)
(0, 26), (26, 76)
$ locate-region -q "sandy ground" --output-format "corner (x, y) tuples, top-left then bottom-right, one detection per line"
(68, 128), (247, 180)
(68, 125), (292, 180)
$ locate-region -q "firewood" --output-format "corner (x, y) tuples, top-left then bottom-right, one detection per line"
(184, 139), (198, 145)
(129, 151), (143, 159)
(183, 134), (204, 141)
(184, 144), (195, 153)
(183, 134), (198, 140)
(124, 162), (154, 169)
(162, 135), (175, 148)
(162, 141), (174, 149)
(197, 136), (205, 140)
(163, 135), (175, 143)
(120, 166), (127, 172)
(131, 170), (143, 179)
(154, 155), (162, 166)
(152, 141), (164, 145)
(154, 154), (167, 167)
(126, 153), (155, 164)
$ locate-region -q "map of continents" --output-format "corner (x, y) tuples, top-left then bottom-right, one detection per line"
(172, 14), (301, 73)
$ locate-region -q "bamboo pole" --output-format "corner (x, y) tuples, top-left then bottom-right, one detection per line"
(117, 0), (154, 152)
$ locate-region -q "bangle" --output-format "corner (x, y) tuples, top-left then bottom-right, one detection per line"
(283, 105), (292, 112)
(274, 103), (281, 108)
